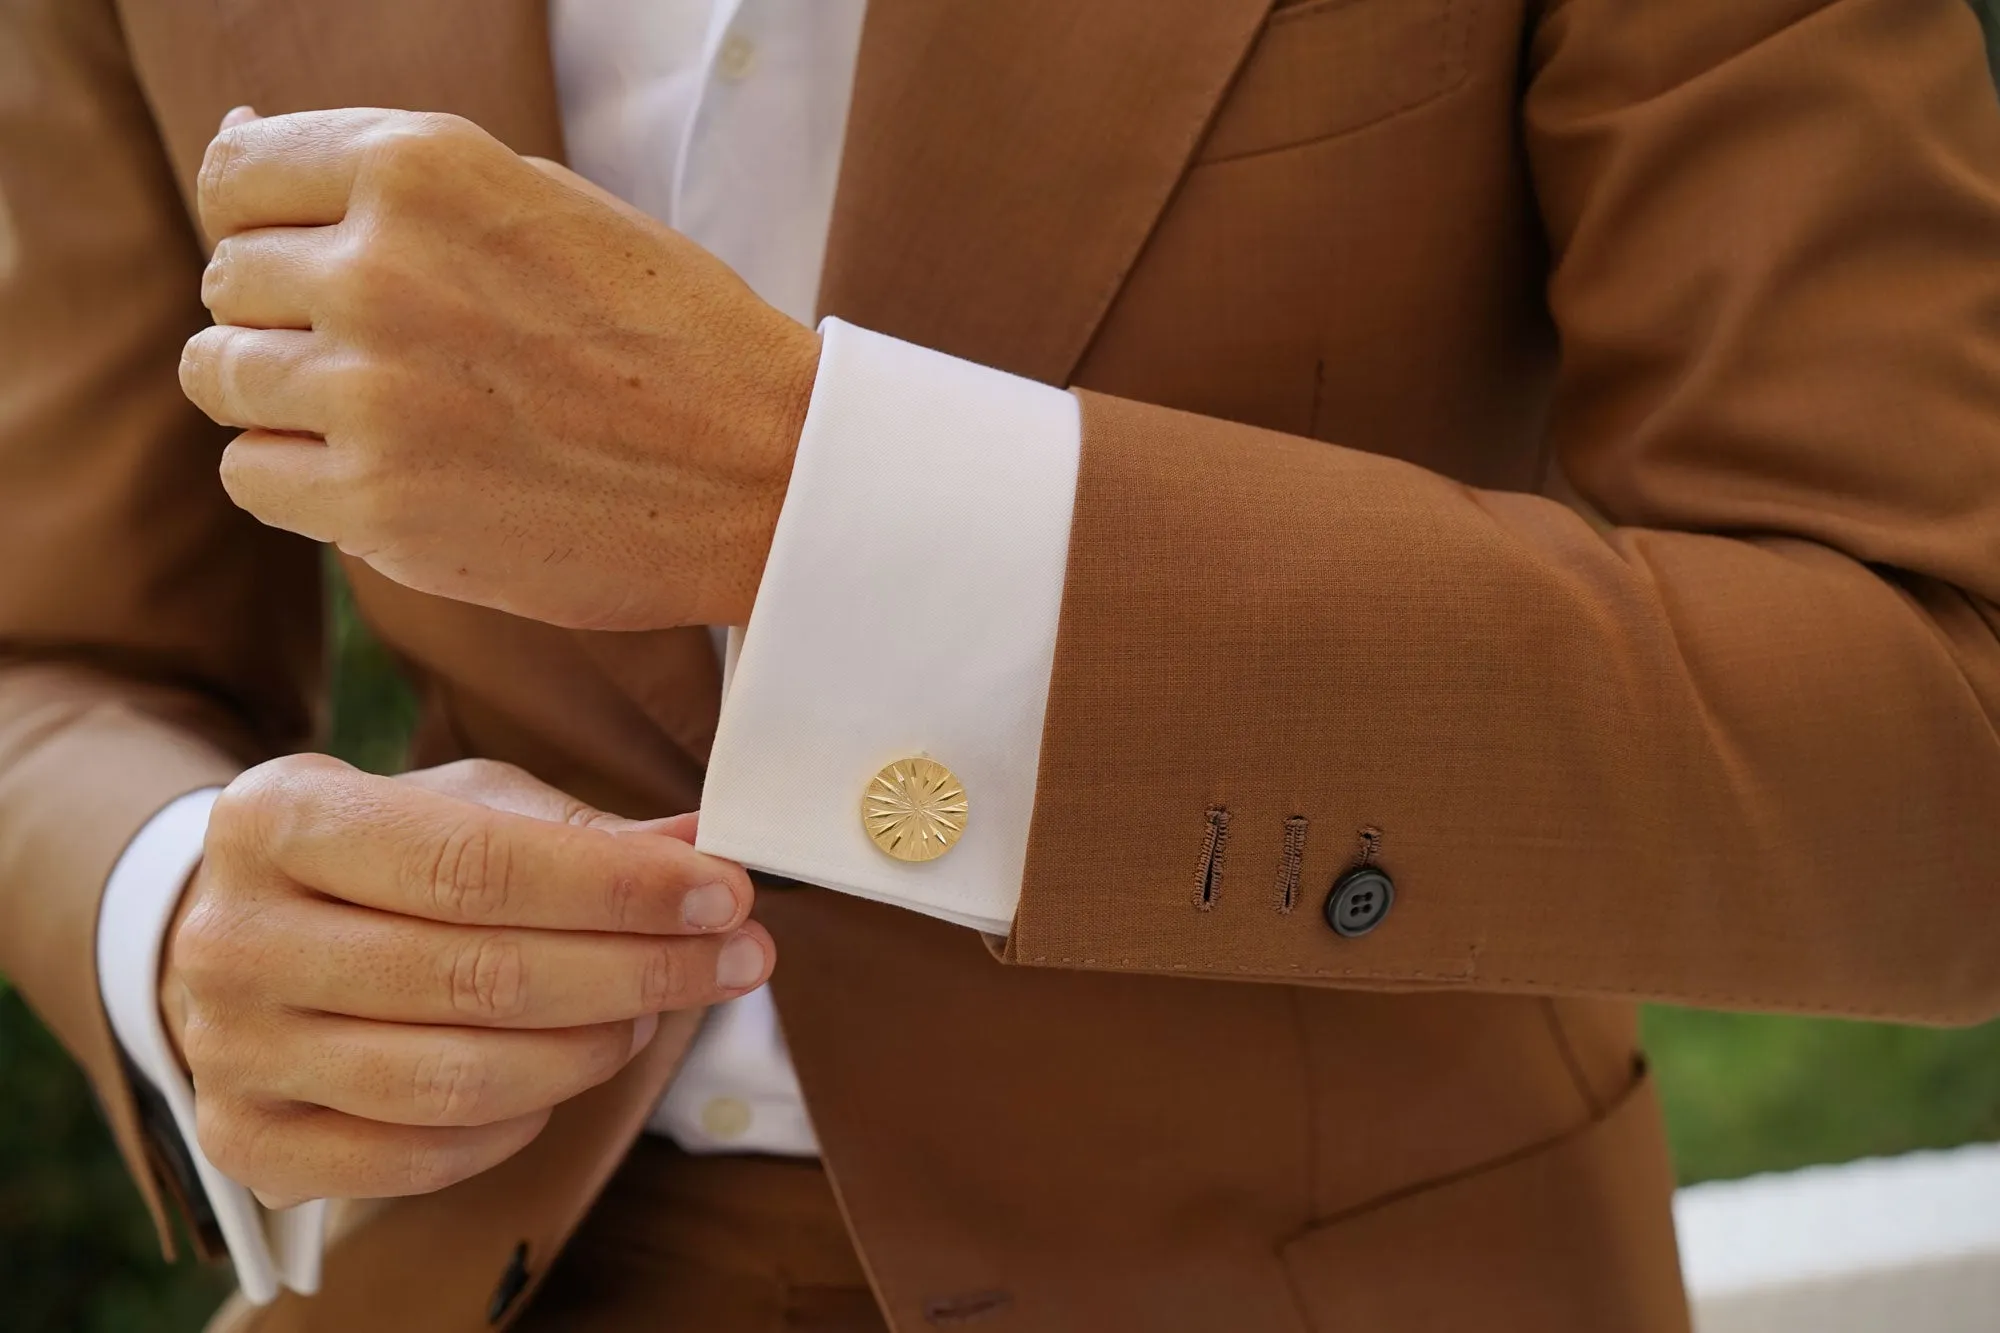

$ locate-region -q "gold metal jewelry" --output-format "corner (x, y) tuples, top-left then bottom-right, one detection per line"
(862, 757), (968, 862)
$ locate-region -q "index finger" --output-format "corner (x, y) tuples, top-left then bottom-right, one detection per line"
(231, 764), (753, 935)
(197, 107), (402, 238)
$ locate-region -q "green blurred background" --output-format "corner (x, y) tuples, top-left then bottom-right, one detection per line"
(4, 13), (2000, 1329)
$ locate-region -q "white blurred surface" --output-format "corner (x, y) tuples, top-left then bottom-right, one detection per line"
(1677, 1142), (2000, 1332)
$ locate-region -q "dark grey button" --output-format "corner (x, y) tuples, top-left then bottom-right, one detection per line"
(1324, 867), (1393, 937)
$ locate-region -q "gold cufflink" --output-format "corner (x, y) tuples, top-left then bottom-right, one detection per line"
(862, 757), (967, 862)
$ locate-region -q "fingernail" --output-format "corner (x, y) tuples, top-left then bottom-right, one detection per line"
(682, 882), (739, 930)
(715, 934), (766, 989)
(629, 1011), (660, 1057)
(221, 105), (260, 130)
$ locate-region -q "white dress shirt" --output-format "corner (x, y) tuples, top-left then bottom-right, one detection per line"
(96, 0), (1082, 1303)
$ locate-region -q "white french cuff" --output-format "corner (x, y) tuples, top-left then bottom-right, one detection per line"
(97, 787), (326, 1305)
(647, 983), (819, 1153)
(697, 318), (1081, 936)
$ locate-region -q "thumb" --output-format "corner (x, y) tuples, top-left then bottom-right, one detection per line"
(623, 811), (700, 845)
(220, 105), (261, 131)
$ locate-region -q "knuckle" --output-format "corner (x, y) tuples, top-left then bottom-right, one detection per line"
(227, 753), (343, 811)
(179, 327), (223, 409)
(331, 241), (403, 313)
(584, 1025), (635, 1082)
(217, 764), (283, 824)
(216, 437), (263, 511)
(206, 779), (261, 846)
(636, 945), (687, 1011)
(447, 932), (528, 1020)
(400, 1135), (469, 1195)
(426, 111), (478, 139)
(403, 111), (477, 148)
(360, 126), (424, 181)
(171, 901), (253, 995)
(416, 759), (540, 808)
(424, 819), (511, 922)
(439, 758), (512, 789)
(220, 756), (339, 863)
(171, 917), (227, 991)
(212, 331), (249, 411)
(197, 130), (242, 222)
(362, 114), (473, 195)
(194, 1100), (261, 1184)
(176, 1010), (236, 1080)
(200, 239), (235, 310)
(604, 873), (640, 933)
(411, 1042), (489, 1125)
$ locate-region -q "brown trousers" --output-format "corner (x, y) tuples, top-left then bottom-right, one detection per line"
(516, 1139), (887, 1332)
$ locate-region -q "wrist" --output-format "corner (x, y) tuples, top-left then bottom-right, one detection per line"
(714, 322), (821, 626)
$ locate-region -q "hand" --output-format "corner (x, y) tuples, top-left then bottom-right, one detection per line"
(179, 107), (821, 631)
(159, 756), (772, 1207)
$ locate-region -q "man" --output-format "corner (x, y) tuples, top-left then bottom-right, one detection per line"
(3, 0), (1998, 1329)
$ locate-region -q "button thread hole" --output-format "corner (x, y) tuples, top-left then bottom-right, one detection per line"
(1194, 805), (1230, 911)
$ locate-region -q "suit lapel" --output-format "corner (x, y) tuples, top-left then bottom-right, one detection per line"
(819, 0), (1277, 386)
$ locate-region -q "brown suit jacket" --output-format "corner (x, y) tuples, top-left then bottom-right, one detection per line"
(4, 0), (1998, 1328)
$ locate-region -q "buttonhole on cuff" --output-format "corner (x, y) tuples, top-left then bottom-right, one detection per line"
(1194, 806), (1230, 911)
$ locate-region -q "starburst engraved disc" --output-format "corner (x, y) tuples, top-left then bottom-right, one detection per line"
(862, 757), (968, 862)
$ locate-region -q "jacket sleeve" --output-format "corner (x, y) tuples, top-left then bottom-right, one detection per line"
(1000, 0), (2000, 1025)
(0, 0), (321, 1254)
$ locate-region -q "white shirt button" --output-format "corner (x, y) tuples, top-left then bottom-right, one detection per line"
(717, 32), (757, 81)
(699, 1096), (754, 1141)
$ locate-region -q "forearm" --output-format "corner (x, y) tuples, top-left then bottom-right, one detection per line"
(1000, 389), (2000, 1023)
(706, 337), (2000, 1021)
